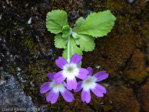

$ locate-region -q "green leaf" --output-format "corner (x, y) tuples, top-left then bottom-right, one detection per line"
(46, 10), (68, 34)
(75, 39), (80, 45)
(62, 25), (71, 38)
(62, 36), (82, 62)
(73, 17), (85, 32)
(72, 32), (80, 39)
(54, 34), (68, 48)
(75, 34), (95, 51)
(77, 10), (116, 37)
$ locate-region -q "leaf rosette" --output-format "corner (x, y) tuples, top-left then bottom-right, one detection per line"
(46, 10), (116, 65)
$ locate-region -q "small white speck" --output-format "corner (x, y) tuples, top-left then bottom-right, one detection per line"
(110, 101), (113, 104)
(128, 0), (134, 3)
(96, 65), (101, 69)
(0, 80), (6, 85)
(105, 83), (110, 87)
(16, 67), (21, 72)
(28, 17), (32, 24)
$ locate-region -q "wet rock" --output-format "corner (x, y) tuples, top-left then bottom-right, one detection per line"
(83, 10), (93, 18)
(17, 72), (26, 83)
(0, 72), (48, 112)
(45, 49), (53, 56)
(0, 73), (35, 110)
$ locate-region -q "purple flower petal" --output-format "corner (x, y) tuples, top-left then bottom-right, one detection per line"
(74, 81), (83, 92)
(93, 72), (109, 82)
(87, 67), (93, 76)
(40, 82), (51, 93)
(93, 71), (106, 77)
(66, 78), (77, 90)
(81, 90), (91, 103)
(70, 53), (82, 66)
(91, 87), (104, 97)
(55, 57), (68, 69)
(94, 83), (106, 94)
(46, 90), (59, 104)
(47, 72), (56, 80)
(54, 71), (65, 83)
(61, 89), (74, 102)
(76, 68), (88, 79)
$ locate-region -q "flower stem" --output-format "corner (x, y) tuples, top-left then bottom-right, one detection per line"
(67, 36), (70, 63)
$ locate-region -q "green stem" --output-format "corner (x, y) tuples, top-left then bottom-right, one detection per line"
(67, 36), (70, 63)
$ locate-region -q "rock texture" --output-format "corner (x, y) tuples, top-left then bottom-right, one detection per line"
(0, 0), (149, 111)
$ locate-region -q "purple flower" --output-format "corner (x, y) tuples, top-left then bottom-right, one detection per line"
(54, 53), (89, 90)
(74, 67), (109, 103)
(40, 72), (74, 104)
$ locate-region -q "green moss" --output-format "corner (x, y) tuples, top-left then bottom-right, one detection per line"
(6, 66), (15, 75)
(20, 36), (34, 49)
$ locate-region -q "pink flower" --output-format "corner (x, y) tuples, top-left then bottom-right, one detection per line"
(54, 53), (89, 90)
(40, 72), (74, 104)
(75, 67), (109, 103)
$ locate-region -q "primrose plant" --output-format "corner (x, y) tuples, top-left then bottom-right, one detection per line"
(40, 10), (116, 104)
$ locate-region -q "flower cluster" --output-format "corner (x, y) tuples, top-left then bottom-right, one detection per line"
(40, 53), (109, 104)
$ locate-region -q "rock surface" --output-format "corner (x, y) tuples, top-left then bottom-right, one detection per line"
(0, 0), (149, 111)
(0, 71), (48, 112)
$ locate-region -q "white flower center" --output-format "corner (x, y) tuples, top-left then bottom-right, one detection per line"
(50, 81), (65, 93)
(82, 76), (97, 91)
(62, 63), (79, 80)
